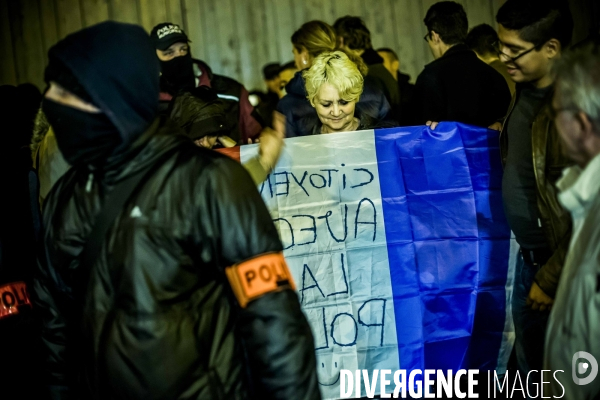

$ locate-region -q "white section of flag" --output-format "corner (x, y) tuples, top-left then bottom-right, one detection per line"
(241, 130), (400, 399)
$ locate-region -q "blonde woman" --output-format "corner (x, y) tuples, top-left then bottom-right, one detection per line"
(276, 21), (391, 137)
(304, 51), (390, 134)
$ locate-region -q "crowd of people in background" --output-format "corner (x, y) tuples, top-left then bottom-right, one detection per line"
(1, 0), (599, 399)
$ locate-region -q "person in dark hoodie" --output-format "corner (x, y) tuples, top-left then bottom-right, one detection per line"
(415, 1), (511, 127)
(277, 20), (391, 137)
(334, 16), (401, 122)
(34, 21), (320, 400)
(152, 22), (263, 144)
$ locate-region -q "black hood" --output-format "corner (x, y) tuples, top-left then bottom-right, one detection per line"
(47, 21), (160, 147)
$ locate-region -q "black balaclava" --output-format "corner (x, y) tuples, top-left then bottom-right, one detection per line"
(42, 98), (121, 166)
(160, 52), (195, 95)
(43, 21), (160, 167)
(43, 57), (121, 165)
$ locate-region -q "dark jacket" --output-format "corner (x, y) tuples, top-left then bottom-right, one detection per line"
(489, 59), (516, 96)
(500, 87), (573, 298)
(168, 87), (234, 140)
(310, 110), (394, 135)
(277, 70), (391, 137)
(34, 21), (319, 400)
(35, 121), (320, 400)
(413, 44), (511, 127)
(0, 84), (44, 400)
(397, 72), (416, 126)
(361, 48), (401, 122)
(160, 59), (263, 144)
(256, 90), (280, 128)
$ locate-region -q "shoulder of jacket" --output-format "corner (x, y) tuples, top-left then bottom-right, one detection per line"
(160, 145), (246, 192)
(415, 63), (441, 86)
(367, 63), (387, 73)
(212, 74), (243, 92)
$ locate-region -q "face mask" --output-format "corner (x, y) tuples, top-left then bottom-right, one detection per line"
(160, 53), (195, 94)
(42, 98), (122, 166)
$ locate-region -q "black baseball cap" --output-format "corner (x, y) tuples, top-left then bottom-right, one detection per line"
(151, 23), (190, 51)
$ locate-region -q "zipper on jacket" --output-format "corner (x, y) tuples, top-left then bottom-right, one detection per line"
(86, 172), (94, 193)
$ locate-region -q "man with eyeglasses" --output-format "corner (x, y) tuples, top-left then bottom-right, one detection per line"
(493, 0), (574, 394)
(413, 1), (511, 127)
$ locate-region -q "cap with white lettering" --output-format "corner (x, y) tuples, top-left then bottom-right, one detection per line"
(150, 22), (190, 51)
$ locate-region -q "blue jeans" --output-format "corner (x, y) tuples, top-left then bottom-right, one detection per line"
(511, 251), (550, 398)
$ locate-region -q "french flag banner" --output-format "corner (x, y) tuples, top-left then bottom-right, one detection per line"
(234, 122), (517, 399)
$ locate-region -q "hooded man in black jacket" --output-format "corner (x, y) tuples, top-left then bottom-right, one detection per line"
(34, 21), (320, 400)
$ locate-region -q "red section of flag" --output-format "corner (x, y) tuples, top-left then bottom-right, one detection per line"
(215, 146), (241, 162)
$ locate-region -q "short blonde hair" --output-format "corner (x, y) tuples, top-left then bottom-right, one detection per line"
(303, 51), (364, 106)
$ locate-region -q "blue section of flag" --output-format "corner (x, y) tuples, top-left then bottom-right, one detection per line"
(374, 122), (511, 372)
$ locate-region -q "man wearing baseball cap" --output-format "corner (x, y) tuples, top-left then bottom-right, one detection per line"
(151, 22), (263, 144)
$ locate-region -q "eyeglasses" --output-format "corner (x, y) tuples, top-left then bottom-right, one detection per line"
(493, 40), (539, 63)
(424, 32), (430, 42)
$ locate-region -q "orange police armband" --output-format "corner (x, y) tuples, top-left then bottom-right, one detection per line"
(225, 252), (295, 308)
(0, 281), (32, 320)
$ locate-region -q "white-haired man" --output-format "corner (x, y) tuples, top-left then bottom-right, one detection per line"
(544, 40), (600, 399)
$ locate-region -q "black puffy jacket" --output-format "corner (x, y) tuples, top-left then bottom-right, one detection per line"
(35, 120), (320, 399)
(35, 21), (319, 400)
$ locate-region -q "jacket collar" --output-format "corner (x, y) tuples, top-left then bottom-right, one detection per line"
(442, 43), (472, 57)
(193, 59), (213, 88)
(427, 44), (474, 67)
(557, 152), (600, 217)
(84, 118), (186, 186)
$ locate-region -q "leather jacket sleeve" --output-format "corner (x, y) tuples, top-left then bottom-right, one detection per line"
(535, 228), (571, 298)
(33, 171), (79, 399)
(531, 110), (573, 299)
(202, 157), (321, 400)
(33, 251), (70, 396)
